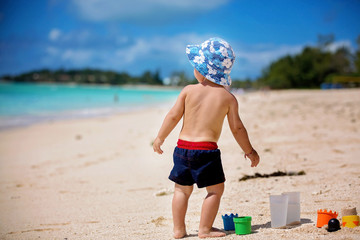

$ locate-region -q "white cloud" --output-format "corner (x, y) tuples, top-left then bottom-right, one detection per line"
(71, 0), (230, 22)
(326, 40), (353, 52)
(46, 46), (60, 55)
(61, 49), (93, 63)
(49, 28), (62, 41)
(115, 39), (147, 63)
(64, 30), (91, 43)
(231, 43), (305, 78)
(231, 40), (355, 78)
(45, 46), (94, 65)
(48, 29), (93, 44)
(237, 44), (304, 65)
(115, 33), (209, 64)
(44, 30), (354, 79)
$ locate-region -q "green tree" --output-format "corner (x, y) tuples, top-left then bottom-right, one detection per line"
(259, 55), (295, 89)
(168, 71), (196, 86)
(257, 38), (353, 89)
(1, 68), (165, 86)
(138, 70), (163, 85)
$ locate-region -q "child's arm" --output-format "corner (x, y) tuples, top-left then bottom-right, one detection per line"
(153, 87), (188, 154)
(227, 96), (260, 167)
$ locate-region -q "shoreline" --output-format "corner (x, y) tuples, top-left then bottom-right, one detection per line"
(1, 88), (357, 131)
(0, 102), (173, 132)
(0, 87), (356, 131)
(0, 82), (181, 130)
(0, 80), (183, 90)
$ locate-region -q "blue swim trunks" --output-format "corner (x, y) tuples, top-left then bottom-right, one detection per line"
(168, 140), (226, 188)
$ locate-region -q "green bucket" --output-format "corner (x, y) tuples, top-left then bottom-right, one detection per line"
(233, 216), (252, 235)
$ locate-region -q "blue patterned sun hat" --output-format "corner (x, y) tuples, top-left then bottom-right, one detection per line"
(186, 37), (235, 86)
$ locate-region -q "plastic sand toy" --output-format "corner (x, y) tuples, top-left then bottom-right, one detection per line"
(269, 194), (288, 228)
(342, 215), (359, 228)
(317, 209), (338, 228)
(233, 216), (252, 235)
(282, 192), (301, 225)
(327, 218), (341, 232)
(222, 213), (238, 231)
(269, 192), (301, 228)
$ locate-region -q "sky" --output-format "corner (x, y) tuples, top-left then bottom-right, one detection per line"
(0, 0), (359, 80)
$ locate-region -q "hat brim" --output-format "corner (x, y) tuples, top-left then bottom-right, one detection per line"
(186, 45), (231, 86)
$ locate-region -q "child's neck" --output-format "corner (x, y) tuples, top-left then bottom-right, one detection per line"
(201, 79), (224, 88)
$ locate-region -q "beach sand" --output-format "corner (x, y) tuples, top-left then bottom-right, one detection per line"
(0, 89), (359, 239)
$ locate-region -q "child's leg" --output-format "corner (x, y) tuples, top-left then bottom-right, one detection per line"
(172, 183), (193, 239)
(198, 183), (225, 238)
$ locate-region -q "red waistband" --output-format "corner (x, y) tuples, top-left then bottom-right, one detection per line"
(177, 139), (218, 150)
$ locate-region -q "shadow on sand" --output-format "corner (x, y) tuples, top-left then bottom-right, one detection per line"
(183, 233), (198, 238)
(225, 218), (313, 236)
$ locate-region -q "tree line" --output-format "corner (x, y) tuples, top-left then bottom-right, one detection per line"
(256, 34), (360, 89)
(1, 69), (163, 85)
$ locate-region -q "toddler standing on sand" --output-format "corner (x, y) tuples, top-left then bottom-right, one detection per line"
(153, 37), (260, 239)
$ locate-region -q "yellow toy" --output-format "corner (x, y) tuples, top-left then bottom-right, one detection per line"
(342, 215), (359, 228)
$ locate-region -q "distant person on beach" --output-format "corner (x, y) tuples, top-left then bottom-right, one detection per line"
(153, 37), (260, 239)
(114, 93), (119, 103)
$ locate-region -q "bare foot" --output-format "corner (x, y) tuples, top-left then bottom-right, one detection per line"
(173, 229), (187, 239)
(198, 227), (226, 238)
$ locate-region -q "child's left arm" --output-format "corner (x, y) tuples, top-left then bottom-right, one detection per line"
(153, 86), (188, 154)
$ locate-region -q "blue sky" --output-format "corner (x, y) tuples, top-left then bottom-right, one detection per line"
(0, 0), (359, 80)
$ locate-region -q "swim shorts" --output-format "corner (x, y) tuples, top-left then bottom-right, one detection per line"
(168, 139), (226, 188)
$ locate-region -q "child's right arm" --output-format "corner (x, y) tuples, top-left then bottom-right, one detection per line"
(227, 96), (260, 167)
(153, 86), (188, 154)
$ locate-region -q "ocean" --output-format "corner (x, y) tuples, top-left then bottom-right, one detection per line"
(0, 82), (181, 129)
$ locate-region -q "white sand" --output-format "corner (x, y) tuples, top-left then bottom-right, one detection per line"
(0, 89), (359, 239)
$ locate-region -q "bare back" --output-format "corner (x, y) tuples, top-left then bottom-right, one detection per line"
(179, 81), (234, 142)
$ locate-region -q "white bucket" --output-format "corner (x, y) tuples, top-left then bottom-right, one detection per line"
(282, 192), (300, 225)
(270, 194), (289, 228)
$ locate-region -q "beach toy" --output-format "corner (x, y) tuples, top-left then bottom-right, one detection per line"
(270, 194), (288, 228)
(222, 213), (238, 231)
(317, 209), (338, 228)
(327, 218), (341, 232)
(342, 215), (359, 228)
(233, 216), (252, 235)
(282, 192), (301, 225)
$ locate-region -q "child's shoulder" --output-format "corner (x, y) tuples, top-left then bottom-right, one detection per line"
(180, 83), (199, 93)
(186, 83), (200, 89)
(176, 84), (197, 99)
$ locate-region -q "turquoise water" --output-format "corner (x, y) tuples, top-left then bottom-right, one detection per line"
(0, 82), (180, 128)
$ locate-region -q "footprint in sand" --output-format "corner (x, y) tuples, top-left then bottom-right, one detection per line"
(40, 222), (71, 226)
(154, 188), (173, 196)
(84, 221), (99, 224)
(75, 134), (82, 140)
(332, 149), (344, 154)
(8, 228), (61, 235)
(150, 216), (166, 227)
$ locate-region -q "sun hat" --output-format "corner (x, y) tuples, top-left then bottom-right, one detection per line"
(186, 37), (235, 86)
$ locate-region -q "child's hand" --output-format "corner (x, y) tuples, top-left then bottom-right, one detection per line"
(245, 149), (260, 167)
(153, 137), (164, 154)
